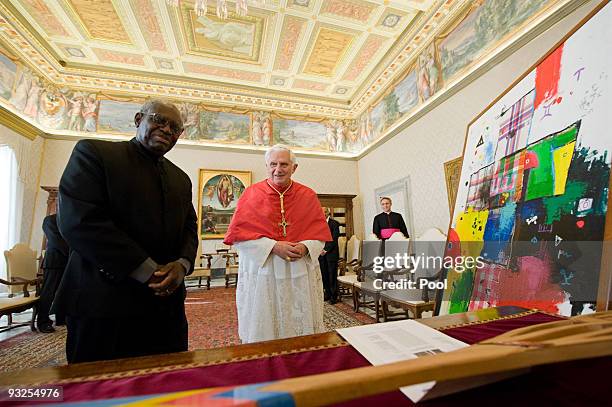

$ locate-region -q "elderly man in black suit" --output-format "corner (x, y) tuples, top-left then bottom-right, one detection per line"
(319, 207), (341, 304)
(56, 99), (198, 363)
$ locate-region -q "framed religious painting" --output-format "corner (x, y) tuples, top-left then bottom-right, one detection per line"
(198, 169), (251, 240)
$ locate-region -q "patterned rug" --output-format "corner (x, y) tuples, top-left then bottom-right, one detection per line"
(0, 287), (374, 373)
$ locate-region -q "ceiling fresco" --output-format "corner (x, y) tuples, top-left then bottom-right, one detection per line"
(0, 0), (445, 116)
(0, 0), (576, 156)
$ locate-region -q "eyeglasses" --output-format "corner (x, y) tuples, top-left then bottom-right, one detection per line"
(142, 112), (184, 135)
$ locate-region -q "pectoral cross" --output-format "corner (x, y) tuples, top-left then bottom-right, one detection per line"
(267, 180), (294, 238)
(279, 218), (290, 237)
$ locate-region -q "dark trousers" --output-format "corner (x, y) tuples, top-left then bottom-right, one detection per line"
(319, 256), (339, 302)
(37, 267), (64, 326)
(66, 313), (188, 363)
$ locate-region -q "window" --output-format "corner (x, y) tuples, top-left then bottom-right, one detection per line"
(0, 145), (21, 282)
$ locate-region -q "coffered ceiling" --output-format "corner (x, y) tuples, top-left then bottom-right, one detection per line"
(0, 0), (465, 117)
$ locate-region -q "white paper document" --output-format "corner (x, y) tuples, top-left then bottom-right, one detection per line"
(337, 320), (468, 403)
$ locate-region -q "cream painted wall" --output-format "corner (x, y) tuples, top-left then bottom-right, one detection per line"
(357, 0), (601, 238)
(29, 139), (361, 266)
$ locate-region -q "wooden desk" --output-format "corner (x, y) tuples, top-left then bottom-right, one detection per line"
(0, 306), (529, 386)
(1, 306), (609, 406)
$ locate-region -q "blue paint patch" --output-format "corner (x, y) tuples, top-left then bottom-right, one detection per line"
(215, 383), (296, 407)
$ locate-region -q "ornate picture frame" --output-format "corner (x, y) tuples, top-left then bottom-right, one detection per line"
(197, 169), (251, 240)
(443, 156), (463, 216)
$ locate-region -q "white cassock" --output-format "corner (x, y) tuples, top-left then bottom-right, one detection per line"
(233, 237), (325, 343)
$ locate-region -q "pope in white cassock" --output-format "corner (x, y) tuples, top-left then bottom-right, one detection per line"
(224, 145), (332, 343)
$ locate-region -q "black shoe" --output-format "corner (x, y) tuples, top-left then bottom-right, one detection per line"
(328, 299), (337, 305)
(37, 323), (55, 333)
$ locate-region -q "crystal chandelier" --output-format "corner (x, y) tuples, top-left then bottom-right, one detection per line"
(166, 0), (267, 19)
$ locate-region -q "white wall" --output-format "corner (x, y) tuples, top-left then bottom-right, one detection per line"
(357, 0), (601, 238)
(29, 138), (361, 264)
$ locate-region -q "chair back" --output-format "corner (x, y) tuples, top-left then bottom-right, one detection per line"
(413, 228), (447, 279)
(338, 236), (347, 260)
(346, 235), (361, 263)
(366, 233), (380, 241)
(388, 232), (408, 241)
(4, 244), (38, 295)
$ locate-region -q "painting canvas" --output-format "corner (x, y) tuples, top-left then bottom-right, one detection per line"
(181, 110), (250, 144)
(439, 2), (612, 317)
(381, 69), (418, 129)
(0, 52), (16, 100)
(186, 8), (263, 63)
(273, 119), (327, 150)
(369, 101), (385, 141)
(438, 0), (550, 84)
(98, 99), (141, 133)
(198, 169), (251, 240)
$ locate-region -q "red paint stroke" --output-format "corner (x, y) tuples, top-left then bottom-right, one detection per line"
(446, 228), (461, 260)
(524, 150), (539, 170)
(534, 44), (564, 109)
(494, 256), (565, 314)
(576, 220), (585, 228)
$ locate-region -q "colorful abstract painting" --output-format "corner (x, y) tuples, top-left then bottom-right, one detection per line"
(272, 119), (327, 150)
(440, 2), (612, 316)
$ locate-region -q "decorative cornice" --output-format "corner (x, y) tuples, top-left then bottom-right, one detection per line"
(0, 106), (41, 140)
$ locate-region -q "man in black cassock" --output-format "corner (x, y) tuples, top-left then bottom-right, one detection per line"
(372, 197), (409, 240)
(318, 207), (341, 304)
(37, 214), (68, 333)
(56, 100), (198, 363)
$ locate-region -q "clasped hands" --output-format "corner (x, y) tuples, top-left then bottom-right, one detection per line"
(273, 241), (308, 262)
(148, 261), (186, 296)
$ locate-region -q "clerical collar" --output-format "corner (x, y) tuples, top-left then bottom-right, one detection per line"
(266, 180), (293, 237)
(383, 211), (392, 214)
(130, 137), (165, 163)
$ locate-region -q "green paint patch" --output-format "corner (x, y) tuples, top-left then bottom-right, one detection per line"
(525, 123), (578, 201)
(449, 269), (475, 314)
(543, 180), (587, 223)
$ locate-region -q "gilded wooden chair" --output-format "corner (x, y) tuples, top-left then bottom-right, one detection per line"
(354, 237), (409, 322)
(186, 241), (212, 290)
(380, 228), (447, 320)
(223, 252), (239, 288)
(4, 244), (40, 297)
(1, 243), (40, 331)
(337, 235), (361, 301)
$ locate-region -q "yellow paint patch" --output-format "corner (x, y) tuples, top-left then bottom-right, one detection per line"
(454, 208), (489, 258)
(67, 0), (130, 43)
(304, 28), (354, 77)
(553, 141), (575, 195)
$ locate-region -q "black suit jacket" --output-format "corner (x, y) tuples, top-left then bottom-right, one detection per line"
(42, 214), (69, 270)
(56, 138), (198, 318)
(373, 211), (409, 239)
(322, 218), (341, 261)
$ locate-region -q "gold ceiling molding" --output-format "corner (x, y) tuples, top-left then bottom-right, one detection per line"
(0, 106), (41, 140)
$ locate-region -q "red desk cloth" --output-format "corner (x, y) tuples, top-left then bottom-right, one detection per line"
(15, 312), (612, 405)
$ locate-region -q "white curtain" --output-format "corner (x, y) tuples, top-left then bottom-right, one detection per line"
(0, 144), (23, 285)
